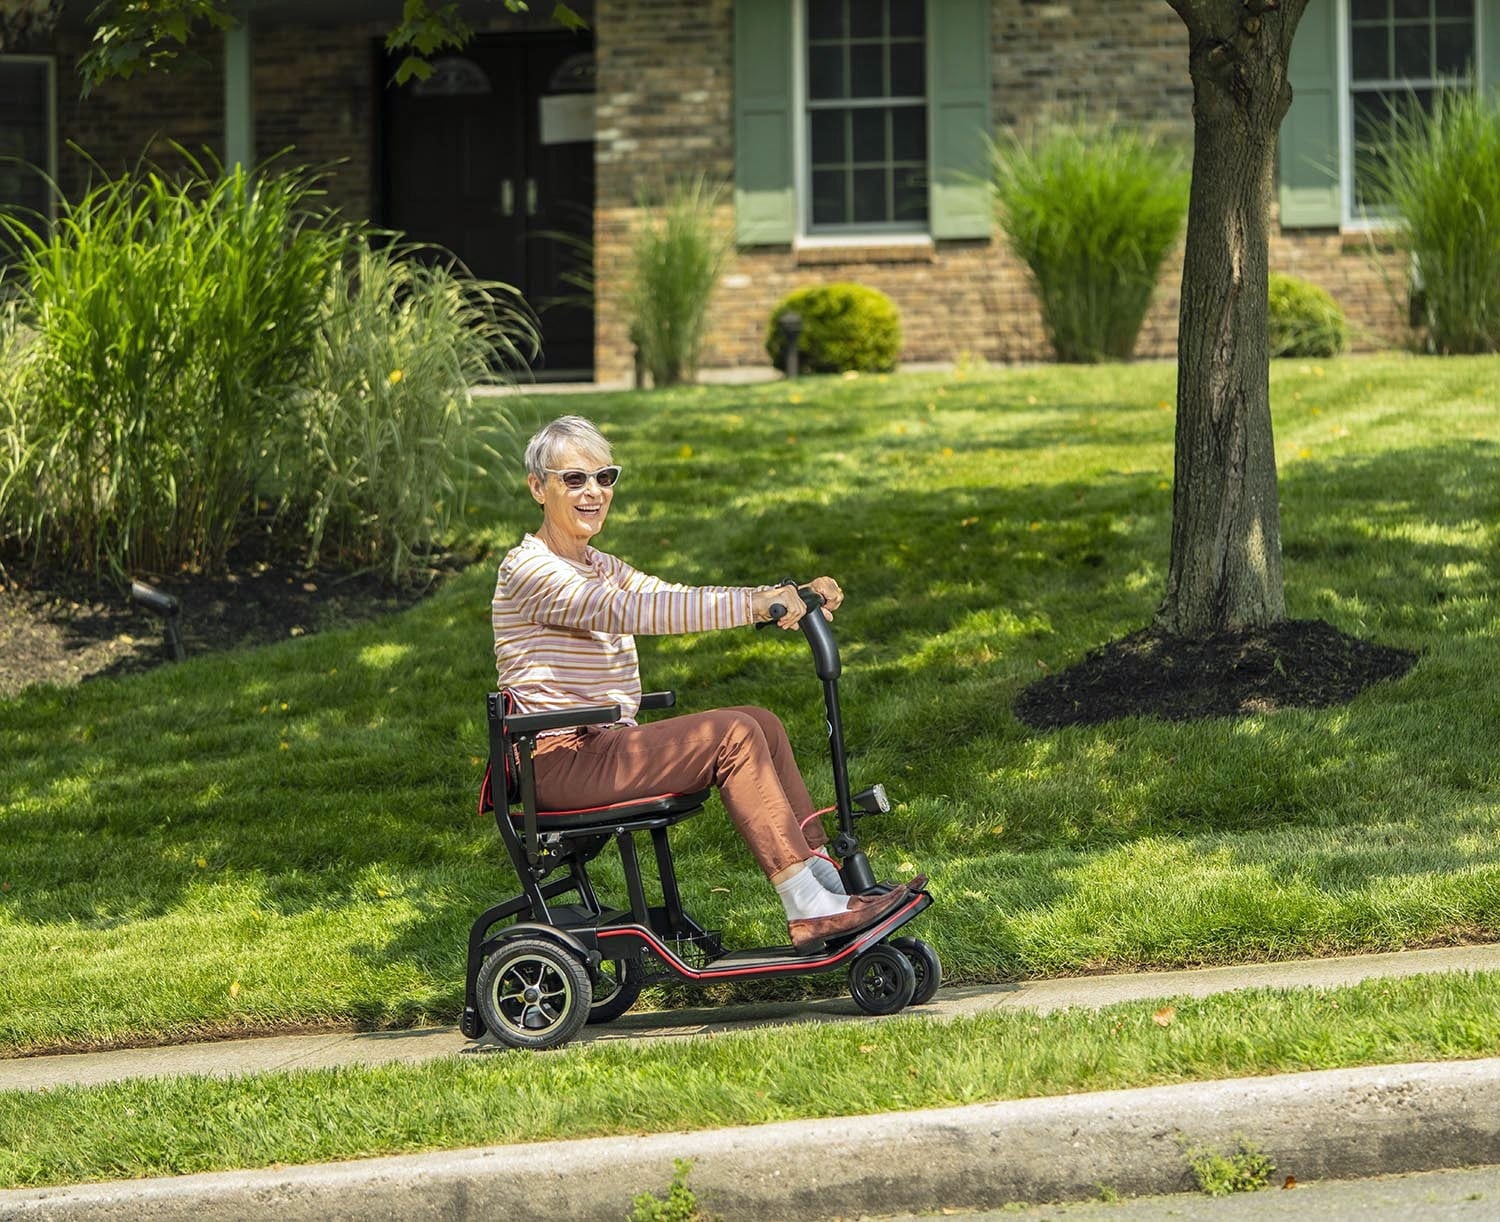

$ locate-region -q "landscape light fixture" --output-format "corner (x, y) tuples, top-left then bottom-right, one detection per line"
(130, 579), (185, 662)
(778, 311), (804, 379)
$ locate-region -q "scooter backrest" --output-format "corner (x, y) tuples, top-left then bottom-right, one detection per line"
(477, 690), (522, 814)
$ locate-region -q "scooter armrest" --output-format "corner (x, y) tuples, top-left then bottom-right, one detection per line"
(504, 704), (620, 736)
(639, 691), (677, 711)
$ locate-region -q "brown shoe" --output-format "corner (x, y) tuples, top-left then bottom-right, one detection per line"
(789, 885), (910, 952)
(906, 874), (928, 891)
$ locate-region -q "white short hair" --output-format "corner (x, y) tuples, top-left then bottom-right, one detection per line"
(524, 415), (612, 481)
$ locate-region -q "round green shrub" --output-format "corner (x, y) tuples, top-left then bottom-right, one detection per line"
(765, 283), (901, 374)
(1268, 273), (1347, 358)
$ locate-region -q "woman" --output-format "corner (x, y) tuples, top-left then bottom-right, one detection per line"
(492, 415), (911, 951)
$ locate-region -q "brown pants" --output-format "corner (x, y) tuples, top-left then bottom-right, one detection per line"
(532, 706), (828, 878)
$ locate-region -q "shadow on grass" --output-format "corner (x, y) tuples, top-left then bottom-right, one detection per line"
(6, 441), (1495, 901)
(1, 412), (1496, 1024)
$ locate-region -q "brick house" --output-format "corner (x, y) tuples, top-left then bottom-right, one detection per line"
(2, 0), (1497, 380)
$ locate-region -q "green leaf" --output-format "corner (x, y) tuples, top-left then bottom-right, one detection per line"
(392, 54), (435, 85)
(552, 3), (589, 31)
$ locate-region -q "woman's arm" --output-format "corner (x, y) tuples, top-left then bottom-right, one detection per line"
(504, 547), (755, 635)
(609, 555), (843, 627)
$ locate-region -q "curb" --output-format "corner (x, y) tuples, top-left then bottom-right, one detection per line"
(4, 1058), (1499, 1220)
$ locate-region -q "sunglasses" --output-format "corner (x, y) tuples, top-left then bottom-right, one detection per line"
(546, 465), (622, 490)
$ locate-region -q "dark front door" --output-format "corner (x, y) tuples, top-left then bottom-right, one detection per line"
(382, 34), (595, 377)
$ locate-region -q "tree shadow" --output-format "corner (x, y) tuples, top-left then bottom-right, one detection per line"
(2, 417), (1496, 1022)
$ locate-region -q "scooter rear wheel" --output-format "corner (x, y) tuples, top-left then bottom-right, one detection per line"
(888, 936), (941, 1006)
(587, 958), (644, 1025)
(475, 937), (593, 1050)
(848, 944), (917, 1015)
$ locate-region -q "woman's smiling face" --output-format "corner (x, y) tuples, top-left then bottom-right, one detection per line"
(529, 442), (615, 549)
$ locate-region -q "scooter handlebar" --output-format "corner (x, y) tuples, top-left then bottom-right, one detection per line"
(760, 580), (824, 625)
(759, 585), (840, 680)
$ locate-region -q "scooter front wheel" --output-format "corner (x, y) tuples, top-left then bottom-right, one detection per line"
(848, 944), (917, 1015)
(476, 937), (593, 1050)
(888, 936), (941, 1006)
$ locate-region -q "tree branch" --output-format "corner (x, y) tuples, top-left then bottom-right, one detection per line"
(1164, 0), (1238, 42)
(76, 0), (588, 88)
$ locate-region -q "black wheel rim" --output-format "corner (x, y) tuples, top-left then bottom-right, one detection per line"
(854, 954), (903, 1004)
(489, 953), (577, 1038)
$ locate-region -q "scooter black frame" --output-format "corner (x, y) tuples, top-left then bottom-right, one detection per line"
(461, 587), (936, 1049)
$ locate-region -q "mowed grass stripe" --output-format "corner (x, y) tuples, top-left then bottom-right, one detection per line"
(0, 356), (1496, 1053)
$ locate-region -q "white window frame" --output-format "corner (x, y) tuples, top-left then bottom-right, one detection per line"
(791, 0), (934, 247)
(0, 54), (58, 227)
(1337, 0), (1485, 230)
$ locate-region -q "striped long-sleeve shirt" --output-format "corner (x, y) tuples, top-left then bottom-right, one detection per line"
(492, 533), (757, 727)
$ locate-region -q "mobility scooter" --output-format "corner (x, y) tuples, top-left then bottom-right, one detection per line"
(462, 586), (938, 1050)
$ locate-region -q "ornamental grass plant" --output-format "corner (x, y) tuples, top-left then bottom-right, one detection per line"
(0, 154), (532, 585)
(1362, 88), (1500, 353)
(624, 176), (733, 387)
(285, 238), (534, 581)
(987, 119), (1189, 362)
(0, 155), (342, 580)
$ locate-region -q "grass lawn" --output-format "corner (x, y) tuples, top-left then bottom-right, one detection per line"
(4, 969), (1499, 1189)
(1, 355), (1498, 1058)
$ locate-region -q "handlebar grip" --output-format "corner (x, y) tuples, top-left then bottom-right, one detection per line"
(755, 584), (824, 630)
(755, 601), (787, 631)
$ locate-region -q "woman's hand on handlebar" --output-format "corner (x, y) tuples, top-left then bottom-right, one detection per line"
(752, 576), (843, 629)
(752, 583), (807, 630)
(804, 576), (843, 620)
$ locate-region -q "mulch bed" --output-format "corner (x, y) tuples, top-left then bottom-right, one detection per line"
(4, 546), (1418, 732)
(0, 541), (476, 700)
(1015, 618), (1419, 729)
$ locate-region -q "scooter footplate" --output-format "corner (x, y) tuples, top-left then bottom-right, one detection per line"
(597, 890), (933, 982)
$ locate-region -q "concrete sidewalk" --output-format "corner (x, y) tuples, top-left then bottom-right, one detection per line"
(3, 943), (1497, 1094)
(470, 360), (965, 396)
(2, 944), (1498, 1220)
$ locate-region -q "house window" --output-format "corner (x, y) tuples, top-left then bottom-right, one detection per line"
(0, 56), (56, 237)
(733, 0), (988, 246)
(803, 0), (928, 233)
(1345, 0), (1478, 217)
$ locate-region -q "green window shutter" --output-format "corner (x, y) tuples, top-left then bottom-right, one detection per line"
(1279, 0), (1341, 228)
(733, 0), (795, 245)
(927, 0), (992, 240)
(1484, 0), (1500, 96)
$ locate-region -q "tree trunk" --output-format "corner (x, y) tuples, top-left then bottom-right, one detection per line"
(1157, 0), (1307, 635)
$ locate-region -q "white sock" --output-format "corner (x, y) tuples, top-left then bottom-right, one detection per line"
(805, 853), (846, 895)
(774, 861), (849, 921)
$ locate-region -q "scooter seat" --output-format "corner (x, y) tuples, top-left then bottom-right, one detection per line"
(516, 788), (711, 831)
(478, 758), (708, 831)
